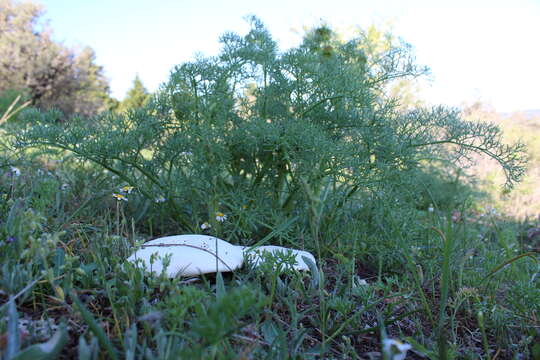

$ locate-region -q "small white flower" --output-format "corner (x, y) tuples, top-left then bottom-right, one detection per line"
(200, 222), (211, 230)
(428, 205), (434, 213)
(112, 193), (128, 202)
(61, 183), (69, 191)
(120, 186), (134, 194)
(382, 338), (412, 360)
(9, 166), (21, 177)
(155, 196), (166, 203)
(215, 212), (227, 222)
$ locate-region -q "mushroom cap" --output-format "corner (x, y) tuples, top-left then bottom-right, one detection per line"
(127, 235), (244, 277)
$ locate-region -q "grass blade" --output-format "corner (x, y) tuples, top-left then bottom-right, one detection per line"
(482, 252), (538, 282)
(216, 271), (226, 299)
(6, 297), (21, 359)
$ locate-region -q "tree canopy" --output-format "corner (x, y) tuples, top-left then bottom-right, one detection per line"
(0, 0), (112, 117)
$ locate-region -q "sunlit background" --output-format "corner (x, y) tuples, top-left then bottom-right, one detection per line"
(39, 0), (540, 113)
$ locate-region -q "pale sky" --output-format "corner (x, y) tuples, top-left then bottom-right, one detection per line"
(38, 0), (540, 112)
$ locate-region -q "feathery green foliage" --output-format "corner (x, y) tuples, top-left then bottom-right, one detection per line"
(1, 17), (537, 359)
(15, 17), (525, 241)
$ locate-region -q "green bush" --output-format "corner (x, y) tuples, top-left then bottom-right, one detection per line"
(14, 18), (526, 250)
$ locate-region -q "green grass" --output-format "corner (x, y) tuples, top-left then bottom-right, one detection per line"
(0, 158), (538, 359)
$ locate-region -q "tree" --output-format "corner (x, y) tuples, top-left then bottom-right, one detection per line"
(118, 75), (151, 112)
(0, 0), (111, 117)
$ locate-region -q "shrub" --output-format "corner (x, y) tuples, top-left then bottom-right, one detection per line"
(14, 18), (526, 249)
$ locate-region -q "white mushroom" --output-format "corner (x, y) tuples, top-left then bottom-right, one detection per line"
(127, 235), (244, 277)
(127, 235), (317, 277)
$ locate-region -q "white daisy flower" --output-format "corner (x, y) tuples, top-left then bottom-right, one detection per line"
(200, 222), (212, 230)
(120, 186), (134, 194)
(215, 212), (227, 222)
(382, 338), (412, 360)
(112, 193), (128, 202)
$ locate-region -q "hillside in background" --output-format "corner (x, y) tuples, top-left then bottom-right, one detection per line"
(467, 105), (540, 219)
